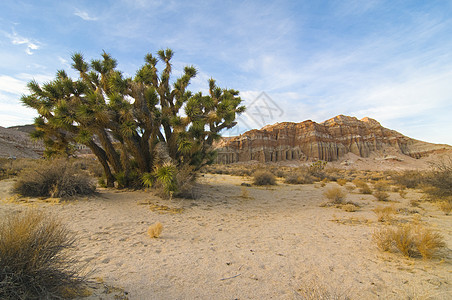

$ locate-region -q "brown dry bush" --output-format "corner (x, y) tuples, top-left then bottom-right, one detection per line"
(284, 168), (315, 184)
(373, 190), (390, 201)
(0, 158), (39, 180)
(13, 159), (96, 198)
(391, 170), (425, 189)
(374, 180), (391, 191)
(323, 187), (347, 204)
(424, 157), (452, 199)
(352, 179), (372, 194)
(373, 223), (446, 259)
(336, 178), (347, 186)
(437, 199), (452, 215)
(0, 210), (86, 299)
(342, 203), (359, 212)
(252, 170), (276, 186)
(373, 205), (396, 223)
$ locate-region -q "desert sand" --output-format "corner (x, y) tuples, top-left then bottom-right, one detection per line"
(0, 173), (450, 299)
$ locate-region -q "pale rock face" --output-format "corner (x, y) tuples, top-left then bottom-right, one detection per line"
(214, 115), (451, 163)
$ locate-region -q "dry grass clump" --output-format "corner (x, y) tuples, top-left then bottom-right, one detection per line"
(296, 275), (350, 300)
(0, 158), (39, 180)
(352, 179), (372, 194)
(342, 203), (359, 212)
(252, 170), (276, 186)
(336, 178), (347, 186)
(0, 210), (86, 299)
(323, 187), (347, 204)
(373, 223), (446, 259)
(373, 190), (390, 201)
(373, 180), (391, 191)
(147, 222), (163, 238)
(13, 159), (95, 198)
(437, 199), (451, 215)
(284, 168), (315, 184)
(373, 205), (397, 223)
(390, 170), (424, 189)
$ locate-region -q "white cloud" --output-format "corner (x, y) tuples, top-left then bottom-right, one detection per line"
(5, 31), (41, 55)
(74, 9), (98, 21)
(0, 75), (28, 95)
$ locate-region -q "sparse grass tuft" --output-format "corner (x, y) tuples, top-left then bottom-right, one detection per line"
(147, 222), (163, 238)
(323, 187), (347, 204)
(252, 170), (276, 186)
(373, 205), (396, 223)
(0, 210), (86, 299)
(373, 223), (446, 259)
(342, 203), (359, 212)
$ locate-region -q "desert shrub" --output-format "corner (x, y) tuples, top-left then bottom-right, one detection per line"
(13, 159), (96, 198)
(391, 170), (425, 189)
(423, 157), (452, 199)
(373, 190), (390, 201)
(284, 167), (315, 184)
(342, 203), (359, 212)
(142, 162), (196, 199)
(0, 158), (39, 180)
(252, 170), (276, 186)
(373, 205), (396, 222)
(0, 210), (85, 299)
(437, 199), (451, 215)
(308, 160), (328, 180)
(352, 179), (372, 194)
(373, 223), (446, 259)
(374, 180), (391, 191)
(336, 178), (347, 186)
(323, 187), (347, 204)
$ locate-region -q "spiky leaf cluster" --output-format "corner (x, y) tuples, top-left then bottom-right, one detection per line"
(22, 49), (244, 188)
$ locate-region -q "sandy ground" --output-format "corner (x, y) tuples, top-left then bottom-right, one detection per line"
(0, 174), (451, 299)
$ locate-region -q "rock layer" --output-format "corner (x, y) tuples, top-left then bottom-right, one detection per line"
(214, 115), (451, 163)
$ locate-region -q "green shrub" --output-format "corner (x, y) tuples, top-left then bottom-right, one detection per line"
(13, 159), (95, 198)
(252, 170), (276, 186)
(0, 210), (86, 299)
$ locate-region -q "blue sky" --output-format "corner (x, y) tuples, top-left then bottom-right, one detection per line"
(1, 0), (451, 145)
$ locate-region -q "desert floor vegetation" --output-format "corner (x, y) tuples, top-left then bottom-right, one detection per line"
(252, 169), (276, 185)
(0, 209), (87, 299)
(0, 164), (450, 299)
(13, 158), (96, 198)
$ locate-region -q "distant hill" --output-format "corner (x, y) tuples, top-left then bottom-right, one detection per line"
(0, 125), (43, 158)
(214, 115), (452, 164)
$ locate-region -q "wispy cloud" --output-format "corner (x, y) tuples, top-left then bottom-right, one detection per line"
(74, 9), (98, 21)
(5, 30), (40, 55)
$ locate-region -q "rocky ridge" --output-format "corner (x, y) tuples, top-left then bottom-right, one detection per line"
(214, 115), (451, 164)
(0, 126), (43, 158)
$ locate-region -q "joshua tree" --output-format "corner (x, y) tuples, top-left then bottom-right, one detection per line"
(22, 49), (245, 188)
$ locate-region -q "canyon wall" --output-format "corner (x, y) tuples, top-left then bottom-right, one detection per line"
(214, 115), (451, 164)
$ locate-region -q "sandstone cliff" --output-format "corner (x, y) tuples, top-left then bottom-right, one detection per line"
(214, 115), (451, 163)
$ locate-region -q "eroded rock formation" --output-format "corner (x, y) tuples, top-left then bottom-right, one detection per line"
(214, 115), (451, 163)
